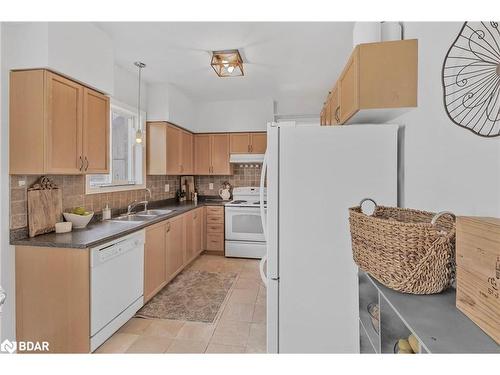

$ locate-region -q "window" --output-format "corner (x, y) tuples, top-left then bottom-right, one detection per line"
(86, 100), (146, 194)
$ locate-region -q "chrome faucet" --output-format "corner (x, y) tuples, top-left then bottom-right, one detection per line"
(145, 188), (152, 201)
(127, 200), (148, 215)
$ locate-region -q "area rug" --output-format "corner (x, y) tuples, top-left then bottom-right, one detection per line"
(136, 270), (237, 323)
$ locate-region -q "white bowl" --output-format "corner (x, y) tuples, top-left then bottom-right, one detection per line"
(63, 212), (94, 229)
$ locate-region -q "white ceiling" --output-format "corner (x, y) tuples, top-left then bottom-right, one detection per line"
(96, 22), (354, 108)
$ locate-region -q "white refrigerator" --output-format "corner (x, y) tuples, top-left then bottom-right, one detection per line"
(259, 122), (399, 353)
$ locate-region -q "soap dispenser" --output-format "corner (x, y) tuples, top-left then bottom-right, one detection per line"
(102, 203), (111, 220)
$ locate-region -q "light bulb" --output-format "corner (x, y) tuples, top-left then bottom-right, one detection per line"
(227, 66), (235, 73)
(135, 129), (143, 144)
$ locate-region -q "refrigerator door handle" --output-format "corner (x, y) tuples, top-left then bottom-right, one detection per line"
(259, 255), (268, 286)
(259, 151), (268, 239)
(259, 150), (268, 286)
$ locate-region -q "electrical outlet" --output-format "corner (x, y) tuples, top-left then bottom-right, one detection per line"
(18, 179), (26, 187)
(164, 184), (169, 192)
(209, 183), (214, 190)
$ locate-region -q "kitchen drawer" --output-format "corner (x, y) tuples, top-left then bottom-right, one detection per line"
(206, 233), (224, 251)
(206, 214), (224, 224)
(206, 206), (224, 216)
(207, 223), (224, 234)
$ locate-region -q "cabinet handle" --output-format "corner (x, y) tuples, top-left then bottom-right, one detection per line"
(166, 223), (171, 232)
(248, 144), (251, 153)
(79, 156), (83, 171)
(334, 106), (340, 123)
(84, 156), (89, 171)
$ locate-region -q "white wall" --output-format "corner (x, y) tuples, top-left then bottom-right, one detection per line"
(147, 83), (195, 131)
(2, 22), (114, 94)
(0, 22), (15, 342)
(395, 22), (500, 216)
(113, 64), (148, 110)
(194, 98), (274, 133)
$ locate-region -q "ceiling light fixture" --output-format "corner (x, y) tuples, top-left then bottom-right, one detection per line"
(211, 50), (244, 77)
(134, 61), (146, 144)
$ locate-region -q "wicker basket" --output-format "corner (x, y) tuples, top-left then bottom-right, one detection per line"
(349, 198), (456, 294)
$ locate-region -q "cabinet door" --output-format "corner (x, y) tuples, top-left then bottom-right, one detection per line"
(330, 84), (340, 125)
(146, 122), (167, 175)
(184, 211), (195, 263)
(45, 72), (83, 174)
(339, 49), (359, 124)
(166, 124), (182, 175)
(320, 107), (326, 126)
(144, 223), (166, 302)
(165, 216), (185, 281)
(250, 133), (267, 153)
(230, 133), (250, 153)
(325, 98), (332, 126)
(194, 134), (211, 175)
(194, 208), (203, 255)
(181, 131), (193, 174)
(82, 88), (109, 174)
(211, 134), (231, 175)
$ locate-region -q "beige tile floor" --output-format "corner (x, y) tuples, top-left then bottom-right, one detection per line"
(95, 254), (267, 354)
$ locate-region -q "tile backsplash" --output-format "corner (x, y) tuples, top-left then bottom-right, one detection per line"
(195, 163), (263, 196)
(9, 164), (263, 231)
(10, 175), (180, 230)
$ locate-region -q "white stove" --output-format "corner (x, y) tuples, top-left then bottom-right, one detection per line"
(224, 187), (267, 259)
(225, 187), (267, 208)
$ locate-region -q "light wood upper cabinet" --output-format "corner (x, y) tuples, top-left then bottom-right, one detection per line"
(250, 133), (267, 153)
(83, 88), (109, 173)
(165, 215), (185, 281)
(230, 133), (251, 153)
(229, 132), (267, 154)
(194, 134), (211, 175)
(144, 222), (167, 302)
(338, 51), (359, 124)
(45, 72), (84, 174)
(320, 39), (418, 125)
(146, 122), (194, 175)
(211, 133), (231, 175)
(181, 130), (193, 174)
(146, 122), (167, 175)
(194, 133), (232, 175)
(166, 124), (182, 175)
(9, 69), (110, 175)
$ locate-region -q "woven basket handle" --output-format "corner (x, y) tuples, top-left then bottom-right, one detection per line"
(431, 211), (455, 225)
(359, 198), (378, 215)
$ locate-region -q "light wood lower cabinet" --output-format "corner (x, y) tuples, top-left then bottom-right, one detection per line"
(204, 205), (225, 254)
(165, 215), (185, 281)
(15, 246), (90, 353)
(144, 222), (167, 302)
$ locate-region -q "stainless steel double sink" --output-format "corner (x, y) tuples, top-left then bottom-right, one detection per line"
(109, 209), (174, 223)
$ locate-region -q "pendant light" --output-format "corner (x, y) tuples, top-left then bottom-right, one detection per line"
(134, 61), (146, 144)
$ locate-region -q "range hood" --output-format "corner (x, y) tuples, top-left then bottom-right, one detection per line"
(230, 153), (265, 164)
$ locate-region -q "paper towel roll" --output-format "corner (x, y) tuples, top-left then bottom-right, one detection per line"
(353, 22), (381, 47)
(381, 22), (402, 41)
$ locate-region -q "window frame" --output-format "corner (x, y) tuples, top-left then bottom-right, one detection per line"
(85, 99), (147, 195)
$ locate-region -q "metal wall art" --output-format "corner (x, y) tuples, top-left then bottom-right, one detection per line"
(442, 22), (500, 137)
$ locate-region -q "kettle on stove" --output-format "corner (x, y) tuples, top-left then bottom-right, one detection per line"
(219, 182), (232, 201)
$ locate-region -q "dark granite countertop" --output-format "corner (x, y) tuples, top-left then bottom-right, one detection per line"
(11, 198), (228, 250)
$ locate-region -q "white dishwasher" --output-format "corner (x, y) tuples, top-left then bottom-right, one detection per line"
(90, 230), (145, 352)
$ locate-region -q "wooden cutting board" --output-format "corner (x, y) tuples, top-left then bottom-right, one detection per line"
(27, 188), (63, 237)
